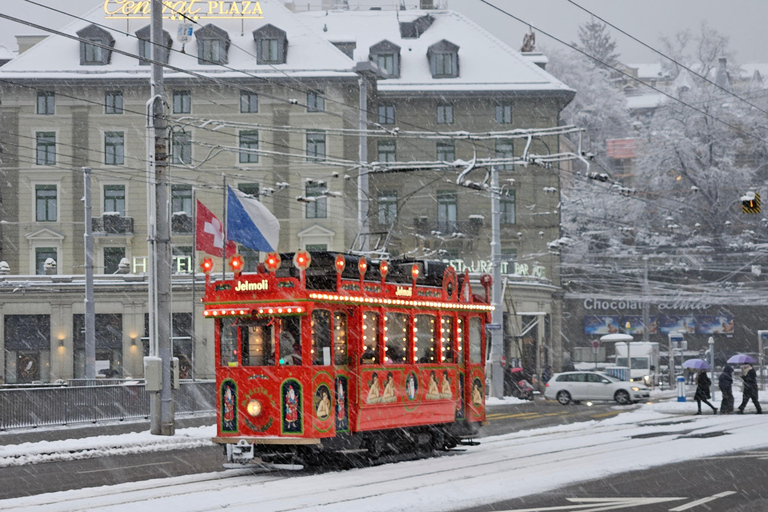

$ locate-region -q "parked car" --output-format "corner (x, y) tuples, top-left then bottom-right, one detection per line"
(544, 371), (651, 405)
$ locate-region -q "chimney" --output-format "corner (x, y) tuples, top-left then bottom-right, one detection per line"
(15, 35), (47, 54)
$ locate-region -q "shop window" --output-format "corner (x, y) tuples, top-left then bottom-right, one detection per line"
(384, 312), (407, 364)
(414, 314), (437, 363)
(362, 311), (379, 364)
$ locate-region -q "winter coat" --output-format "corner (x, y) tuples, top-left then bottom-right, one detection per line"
(719, 365), (733, 392)
(742, 367), (758, 395)
(694, 372), (711, 401)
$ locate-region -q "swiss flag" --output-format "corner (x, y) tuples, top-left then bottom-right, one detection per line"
(196, 200), (236, 257)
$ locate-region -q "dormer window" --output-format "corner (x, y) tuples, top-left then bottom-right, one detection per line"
(136, 25), (172, 65)
(253, 24), (287, 65)
(369, 40), (400, 78)
(195, 24), (230, 65)
(428, 40), (459, 78)
(77, 25), (114, 66)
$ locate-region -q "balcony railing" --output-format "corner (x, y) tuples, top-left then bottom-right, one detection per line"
(92, 215), (134, 235)
(413, 217), (485, 235)
(172, 212), (194, 234)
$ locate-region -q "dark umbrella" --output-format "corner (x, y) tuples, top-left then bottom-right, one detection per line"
(727, 354), (756, 364)
(682, 359), (711, 370)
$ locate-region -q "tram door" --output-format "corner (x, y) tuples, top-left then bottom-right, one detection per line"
(310, 309), (348, 434)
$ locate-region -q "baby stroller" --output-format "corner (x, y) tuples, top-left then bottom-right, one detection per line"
(504, 367), (534, 401)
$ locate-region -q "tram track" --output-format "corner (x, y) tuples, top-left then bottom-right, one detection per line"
(7, 413), (764, 512)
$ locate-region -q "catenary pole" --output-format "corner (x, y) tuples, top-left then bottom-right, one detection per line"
(490, 166), (503, 398)
(148, 0), (174, 436)
(83, 167), (95, 380)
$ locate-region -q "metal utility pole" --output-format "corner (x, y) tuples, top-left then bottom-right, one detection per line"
(490, 166), (503, 398)
(642, 256), (650, 341)
(83, 167), (96, 380)
(357, 68), (369, 251)
(147, 0), (174, 436)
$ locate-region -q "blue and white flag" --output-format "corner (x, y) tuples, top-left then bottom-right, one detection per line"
(226, 186), (280, 252)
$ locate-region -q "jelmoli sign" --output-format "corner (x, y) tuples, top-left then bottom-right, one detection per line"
(104, 0), (265, 20)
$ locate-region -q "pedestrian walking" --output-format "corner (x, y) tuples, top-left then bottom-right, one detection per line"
(737, 363), (762, 414)
(694, 369), (717, 415)
(718, 364), (734, 414)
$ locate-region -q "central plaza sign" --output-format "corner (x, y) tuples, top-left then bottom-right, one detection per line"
(104, 0), (265, 20)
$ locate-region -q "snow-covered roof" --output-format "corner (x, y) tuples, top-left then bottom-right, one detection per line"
(0, 45), (15, 62)
(626, 63), (667, 79)
(739, 63), (768, 80)
(626, 92), (665, 111)
(298, 9), (574, 95)
(0, 0), (356, 81)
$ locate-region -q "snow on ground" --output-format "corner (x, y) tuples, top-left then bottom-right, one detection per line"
(1, 396), (767, 512)
(484, 396), (533, 406)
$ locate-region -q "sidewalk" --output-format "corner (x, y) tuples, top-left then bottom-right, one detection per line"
(0, 413), (215, 446)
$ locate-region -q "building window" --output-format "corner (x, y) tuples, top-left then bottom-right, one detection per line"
(104, 132), (124, 165)
(305, 244), (327, 251)
(172, 132), (192, 164)
(103, 247), (125, 274)
(37, 91), (55, 115)
(437, 191), (457, 232)
(238, 183), (260, 198)
(306, 130), (326, 161)
(496, 104), (513, 124)
(35, 185), (57, 222)
(105, 91), (123, 114)
(104, 185), (126, 215)
(83, 40), (105, 64)
(36, 132), (56, 165)
(433, 53), (456, 76)
(139, 39), (151, 64)
(171, 185), (193, 215)
(501, 248), (517, 261)
(437, 104), (453, 124)
(495, 139), (514, 171)
(378, 104), (395, 125)
(377, 140), (396, 163)
(199, 38), (226, 64)
(377, 191), (397, 226)
(239, 131), (259, 163)
(437, 141), (455, 162)
(35, 247), (57, 275)
(136, 25), (171, 65)
(374, 53), (395, 76)
(260, 39), (280, 62)
(500, 190), (516, 225)
(306, 182), (327, 219)
(173, 91), (191, 114)
(240, 91), (258, 113)
(307, 91), (324, 112)
(428, 40), (459, 78)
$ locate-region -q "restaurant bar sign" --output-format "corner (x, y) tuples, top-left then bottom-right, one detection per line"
(442, 259), (546, 279)
(104, 0), (265, 20)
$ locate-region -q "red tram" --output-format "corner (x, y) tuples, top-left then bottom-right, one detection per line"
(202, 251), (493, 465)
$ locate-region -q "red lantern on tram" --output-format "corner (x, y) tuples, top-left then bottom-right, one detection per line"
(264, 252), (281, 272)
(201, 258), (214, 274)
(229, 254), (244, 274)
(334, 254), (346, 274)
(293, 251), (311, 270)
(379, 260), (389, 285)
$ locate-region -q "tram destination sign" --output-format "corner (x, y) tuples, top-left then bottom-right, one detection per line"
(104, 0), (265, 20)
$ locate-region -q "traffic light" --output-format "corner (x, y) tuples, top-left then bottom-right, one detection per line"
(742, 192), (761, 214)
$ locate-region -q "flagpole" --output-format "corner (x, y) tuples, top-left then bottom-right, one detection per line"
(191, 190), (196, 381)
(222, 175), (227, 282)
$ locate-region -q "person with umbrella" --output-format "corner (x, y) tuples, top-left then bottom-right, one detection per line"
(718, 364), (734, 414)
(737, 363), (762, 414)
(694, 369), (717, 415)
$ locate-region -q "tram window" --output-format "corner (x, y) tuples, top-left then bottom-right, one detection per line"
(384, 312), (408, 364)
(333, 312), (348, 365)
(311, 309), (332, 365)
(220, 317), (238, 367)
(279, 316), (302, 365)
(242, 320), (274, 366)
(469, 317), (482, 364)
(441, 315), (455, 363)
(414, 314), (437, 363)
(457, 317), (465, 366)
(362, 312), (379, 364)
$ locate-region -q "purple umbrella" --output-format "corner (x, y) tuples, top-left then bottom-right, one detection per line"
(682, 359), (711, 370)
(727, 354), (756, 364)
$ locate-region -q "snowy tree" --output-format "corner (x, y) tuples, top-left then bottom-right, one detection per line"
(658, 21), (736, 82)
(573, 19), (621, 69)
